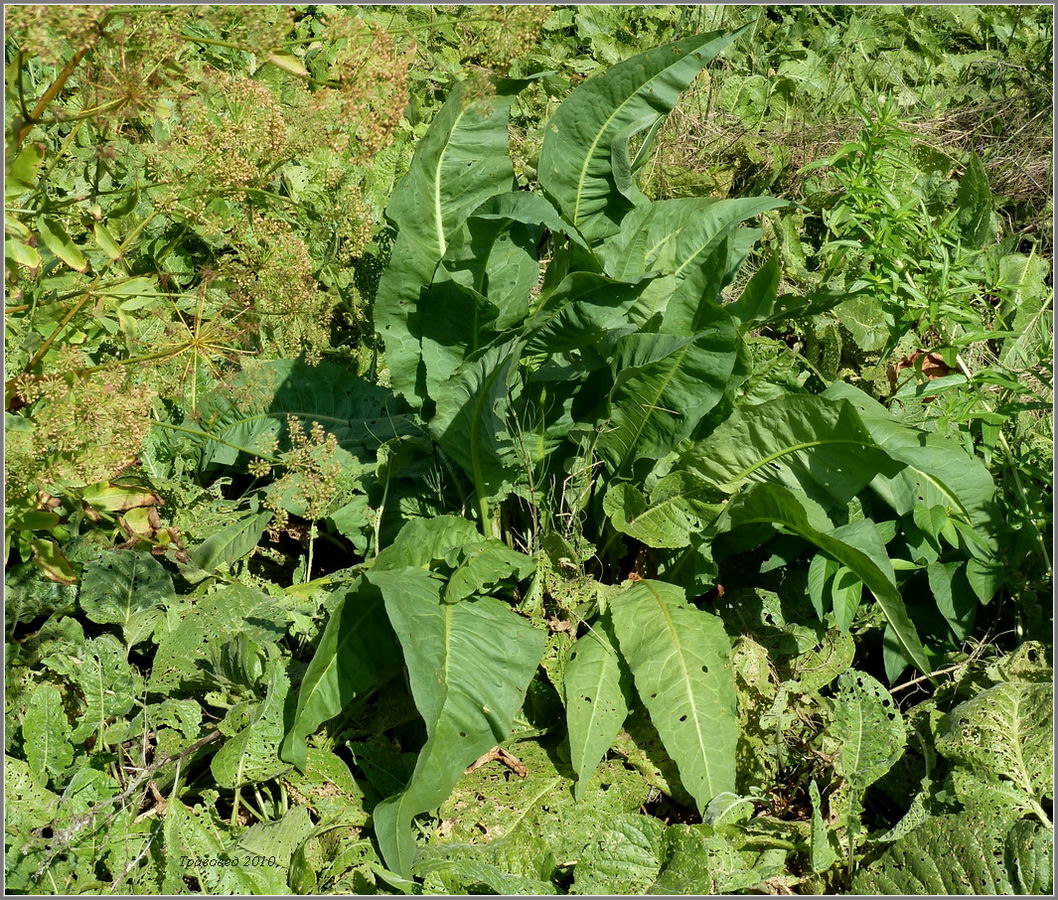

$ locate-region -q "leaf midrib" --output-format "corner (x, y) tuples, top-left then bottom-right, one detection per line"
(570, 47), (706, 229)
(645, 581), (715, 800)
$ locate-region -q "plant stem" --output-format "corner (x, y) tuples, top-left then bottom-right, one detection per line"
(16, 42), (94, 147)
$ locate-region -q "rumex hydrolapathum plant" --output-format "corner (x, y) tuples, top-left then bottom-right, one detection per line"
(282, 27), (1010, 880)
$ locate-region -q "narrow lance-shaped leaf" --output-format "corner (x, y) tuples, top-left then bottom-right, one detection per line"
(539, 29), (746, 244)
(280, 579), (401, 769)
(607, 579), (737, 812)
(371, 567), (546, 877)
(564, 623), (631, 798)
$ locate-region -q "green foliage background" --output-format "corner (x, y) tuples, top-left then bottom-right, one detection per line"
(4, 5), (1052, 895)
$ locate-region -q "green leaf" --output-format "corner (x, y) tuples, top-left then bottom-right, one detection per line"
(38, 218), (88, 272)
(429, 344), (519, 510)
(997, 250), (1051, 368)
(830, 566), (863, 633)
(807, 552), (838, 621)
(4, 755), (61, 830)
(539, 30), (745, 244)
(523, 272), (646, 355)
(649, 824), (778, 893)
(603, 473), (722, 549)
(728, 254), (781, 329)
(211, 660), (291, 788)
(374, 514), (484, 571)
(150, 584), (288, 692)
(564, 624), (631, 799)
(444, 540), (536, 603)
(197, 359), (413, 471)
(572, 814), (666, 893)
(598, 325), (739, 473)
(684, 393), (899, 509)
(187, 510), (272, 575)
(65, 635), (141, 743)
(375, 80), (521, 404)
(936, 680), (1052, 826)
(808, 780), (838, 873)
(720, 483), (932, 674)
(22, 683), (74, 784)
(823, 382), (996, 534)
(163, 798), (276, 893)
(6, 142), (43, 197)
(955, 152), (993, 248)
(370, 567), (546, 877)
(828, 671), (906, 793)
(92, 220), (123, 260)
(78, 550), (175, 646)
(280, 579), (401, 769)
(442, 191), (585, 331)
(599, 196), (786, 332)
(852, 813), (1050, 895)
(417, 278), (500, 400)
(5, 236), (40, 269)
(608, 579), (737, 812)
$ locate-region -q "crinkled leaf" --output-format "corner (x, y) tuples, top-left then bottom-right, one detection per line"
(936, 680), (1052, 825)
(211, 661), (291, 788)
(79, 550), (174, 645)
(852, 813), (1049, 895)
(22, 682), (74, 784)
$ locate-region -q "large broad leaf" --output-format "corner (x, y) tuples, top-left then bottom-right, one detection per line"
(197, 359), (414, 471)
(564, 624), (631, 799)
(598, 197), (786, 332)
(371, 567), (546, 877)
(442, 192), (590, 330)
(375, 81), (521, 404)
(827, 671), (906, 793)
(429, 344), (520, 511)
(852, 813), (1052, 895)
(936, 680), (1052, 826)
(374, 514), (484, 571)
(823, 382), (996, 534)
(539, 30), (745, 244)
(78, 550), (175, 646)
(280, 579), (401, 769)
(597, 324), (739, 474)
(607, 579), (737, 812)
(418, 277), (501, 399)
(683, 393), (900, 509)
(603, 472), (723, 549)
(523, 272), (646, 355)
(718, 483), (932, 675)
